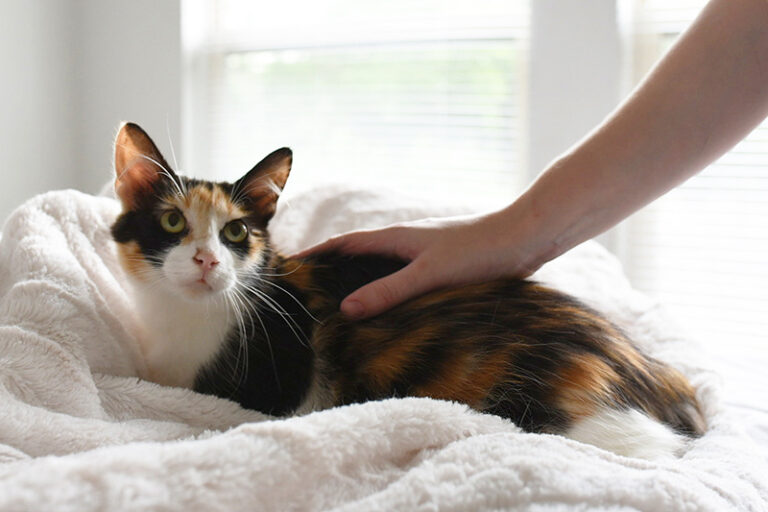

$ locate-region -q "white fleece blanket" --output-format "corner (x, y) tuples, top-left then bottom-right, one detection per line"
(0, 187), (765, 511)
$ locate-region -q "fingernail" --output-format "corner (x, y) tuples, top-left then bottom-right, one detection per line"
(342, 300), (365, 318)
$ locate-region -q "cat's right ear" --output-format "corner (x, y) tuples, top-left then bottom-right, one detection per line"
(114, 122), (174, 209)
(233, 147), (292, 223)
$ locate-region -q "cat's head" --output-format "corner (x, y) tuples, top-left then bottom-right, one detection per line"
(110, 122), (291, 302)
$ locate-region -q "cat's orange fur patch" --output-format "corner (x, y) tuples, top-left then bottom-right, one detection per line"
(412, 285), (484, 309)
(611, 340), (650, 374)
(413, 350), (478, 402)
(458, 348), (514, 406)
(650, 364), (700, 412)
(556, 353), (620, 419)
(165, 185), (248, 223)
(361, 326), (441, 392)
(279, 259), (315, 291)
(247, 236), (267, 262)
(307, 295), (333, 312)
(416, 343), (514, 407)
(117, 241), (153, 281)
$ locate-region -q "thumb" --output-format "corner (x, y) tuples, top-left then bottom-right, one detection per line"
(340, 261), (431, 319)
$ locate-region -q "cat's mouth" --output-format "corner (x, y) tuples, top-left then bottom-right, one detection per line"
(161, 264), (234, 300)
(183, 278), (216, 295)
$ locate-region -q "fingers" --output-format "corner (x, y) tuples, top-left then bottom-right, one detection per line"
(291, 226), (408, 259)
(340, 259), (433, 319)
(290, 234), (350, 259)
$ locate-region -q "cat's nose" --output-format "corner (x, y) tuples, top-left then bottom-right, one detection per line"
(193, 249), (219, 271)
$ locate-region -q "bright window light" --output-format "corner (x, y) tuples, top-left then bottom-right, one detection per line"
(183, 0), (529, 208)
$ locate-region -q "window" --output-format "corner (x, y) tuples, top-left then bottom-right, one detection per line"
(621, 0), (768, 406)
(183, 0), (529, 208)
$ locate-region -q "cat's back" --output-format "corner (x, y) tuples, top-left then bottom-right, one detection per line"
(292, 252), (705, 444)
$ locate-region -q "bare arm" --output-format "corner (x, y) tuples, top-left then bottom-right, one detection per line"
(298, 0), (768, 319)
(516, 0), (768, 268)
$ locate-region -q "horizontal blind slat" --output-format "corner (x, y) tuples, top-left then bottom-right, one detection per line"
(624, 0), (768, 388)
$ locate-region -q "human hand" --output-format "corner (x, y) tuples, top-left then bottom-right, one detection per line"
(293, 209), (544, 319)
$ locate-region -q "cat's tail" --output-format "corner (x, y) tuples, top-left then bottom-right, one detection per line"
(644, 363), (707, 438)
(561, 358), (706, 459)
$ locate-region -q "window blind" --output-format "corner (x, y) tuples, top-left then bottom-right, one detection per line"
(623, 0), (768, 406)
(632, 0), (709, 34)
(184, 0), (529, 208)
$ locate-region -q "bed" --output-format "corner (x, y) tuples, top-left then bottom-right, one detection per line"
(0, 185), (765, 511)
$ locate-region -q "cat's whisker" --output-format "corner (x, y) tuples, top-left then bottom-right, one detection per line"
(223, 290), (250, 390)
(253, 261), (308, 278)
(247, 288), (310, 349)
(232, 295), (250, 388)
(127, 147), (186, 200)
(231, 171), (285, 207)
(249, 289), (307, 344)
(257, 278), (320, 323)
(114, 142), (180, 192)
(208, 294), (238, 387)
(165, 118), (182, 179)
(232, 286), (282, 390)
(238, 282), (310, 347)
(231, 290), (255, 350)
(121, 255), (166, 266)
(119, 266), (166, 287)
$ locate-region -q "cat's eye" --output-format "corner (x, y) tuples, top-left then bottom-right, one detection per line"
(160, 211), (186, 234)
(223, 220), (248, 243)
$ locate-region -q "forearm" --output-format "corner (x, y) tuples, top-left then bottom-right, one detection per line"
(507, 0), (768, 268)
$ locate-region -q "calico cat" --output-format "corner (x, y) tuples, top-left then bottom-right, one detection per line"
(111, 122), (705, 459)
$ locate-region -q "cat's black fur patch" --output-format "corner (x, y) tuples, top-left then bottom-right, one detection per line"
(193, 251), (406, 413)
(193, 276), (315, 416)
(111, 209), (186, 263)
(306, 252), (408, 306)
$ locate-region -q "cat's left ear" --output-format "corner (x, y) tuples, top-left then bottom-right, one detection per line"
(233, 147), (292, 222)
(114, 122), (176, 210)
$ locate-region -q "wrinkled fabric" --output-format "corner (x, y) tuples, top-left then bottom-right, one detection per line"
(0, 187), (764, 512)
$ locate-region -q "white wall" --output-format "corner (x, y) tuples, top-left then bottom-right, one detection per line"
(528, 0), (622, 176)
(73, 0), (182, 194)
(0, 0), (181, 224)
(0, 1), (78, 223)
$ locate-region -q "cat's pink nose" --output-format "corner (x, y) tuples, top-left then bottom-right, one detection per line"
(193, 250), (219, 271)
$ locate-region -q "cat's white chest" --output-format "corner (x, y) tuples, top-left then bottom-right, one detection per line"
(133, 287), (233, 388)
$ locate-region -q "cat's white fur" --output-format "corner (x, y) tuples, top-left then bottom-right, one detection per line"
(129, 202), (247, 388)
(133, 285), (232, 387)
(565, 406), (687, 459)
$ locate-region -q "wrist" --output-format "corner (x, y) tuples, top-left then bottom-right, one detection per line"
(491, 196), (564, 276)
